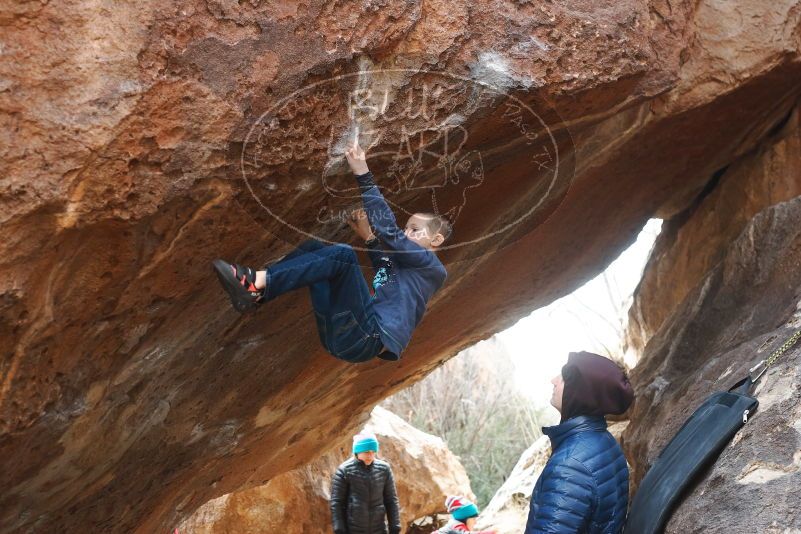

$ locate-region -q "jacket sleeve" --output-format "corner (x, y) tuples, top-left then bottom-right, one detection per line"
(356, 171), (436, 268)
(365, 237), (387, 273)
(525, 457), (595, 534)
(383, 465), (402, 534)
(330, 466), (349, 534)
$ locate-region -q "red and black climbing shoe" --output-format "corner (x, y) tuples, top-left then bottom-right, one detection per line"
(212, 259), (263, 313)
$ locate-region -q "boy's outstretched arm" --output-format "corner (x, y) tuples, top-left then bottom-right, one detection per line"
(344, 142), (434, 267)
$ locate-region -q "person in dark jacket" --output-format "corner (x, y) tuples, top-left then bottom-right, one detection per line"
(525, 351), (635, 534)
(330, 432), (401, 534)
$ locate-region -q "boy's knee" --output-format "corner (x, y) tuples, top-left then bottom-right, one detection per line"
(333, 243), (357, 261)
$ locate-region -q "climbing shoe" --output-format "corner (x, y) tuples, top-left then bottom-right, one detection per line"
(212, 259), (263, 312)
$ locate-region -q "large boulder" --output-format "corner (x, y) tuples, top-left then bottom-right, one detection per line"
(2, 0), (800, 530)
(623, 113), (801, 531)
(627, 106), (801, 354)
(178, 406), (474, 533)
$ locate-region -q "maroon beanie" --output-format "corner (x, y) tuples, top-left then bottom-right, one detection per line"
(560, 351), (634, 423)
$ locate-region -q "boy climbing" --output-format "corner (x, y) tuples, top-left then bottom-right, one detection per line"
(212, 141), (450, 362)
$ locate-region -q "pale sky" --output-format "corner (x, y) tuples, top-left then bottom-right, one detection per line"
(496, 219), (663, 409)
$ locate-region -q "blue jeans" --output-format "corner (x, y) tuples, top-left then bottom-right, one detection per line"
(264, 240), (385, 363)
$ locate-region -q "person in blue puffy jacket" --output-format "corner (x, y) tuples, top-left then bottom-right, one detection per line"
(525, 351), (634, 534)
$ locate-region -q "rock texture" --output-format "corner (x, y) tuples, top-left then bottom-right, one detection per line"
(623, 133), (801, 532)
(178, 406), (473, 533)
(2, 0), (801, 531)
(628, 106), (801, 354)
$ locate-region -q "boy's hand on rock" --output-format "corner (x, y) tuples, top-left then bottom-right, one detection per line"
(347, 208), (375, 242)
(345, 141), (370, 175)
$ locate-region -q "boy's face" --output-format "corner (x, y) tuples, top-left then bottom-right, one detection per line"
(465, 517), (477, 529)
(404, 214), (444, 250)
(356, 451), (376, 465)
(550, 373), (564, 413)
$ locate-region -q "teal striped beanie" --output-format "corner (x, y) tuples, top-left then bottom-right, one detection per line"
(446, 495), (479, 521)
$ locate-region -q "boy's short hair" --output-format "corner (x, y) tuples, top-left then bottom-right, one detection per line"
(417, 212), (452, 243)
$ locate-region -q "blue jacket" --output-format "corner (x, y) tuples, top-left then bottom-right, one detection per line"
(525, 416), (628, 534)
(356, 172), (447, 358)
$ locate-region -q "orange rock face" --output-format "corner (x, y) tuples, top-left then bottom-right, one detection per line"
(1, 0), (800, 531)
(627, 107), (801, 354)
(623, 109), (801, 532)
(178, 407), (474, 533)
